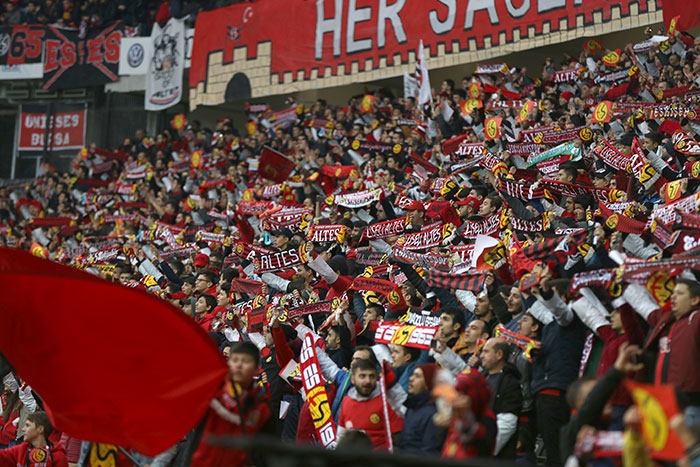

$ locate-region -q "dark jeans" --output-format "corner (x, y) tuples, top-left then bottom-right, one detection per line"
(535, 392), (570, 467)
(516, 410), (537, 465)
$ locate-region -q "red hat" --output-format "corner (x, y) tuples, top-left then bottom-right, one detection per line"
(403, 198), (424, 211)
(194, 253), (209, 267)
(561, 91), (574, 101)
(418, 363), (439, 391)
(455, 368), (493, 418)
(456, 196), (482, 211)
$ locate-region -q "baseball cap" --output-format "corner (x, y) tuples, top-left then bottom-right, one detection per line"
(194, 253), (209, 267)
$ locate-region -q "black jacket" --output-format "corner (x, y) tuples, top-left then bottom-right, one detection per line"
(486, 363), (523, 459)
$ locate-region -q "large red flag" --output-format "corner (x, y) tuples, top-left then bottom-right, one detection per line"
(0, 248), (228, 456)
(258, 146), (296, 183)
(662, 0), (700, 33)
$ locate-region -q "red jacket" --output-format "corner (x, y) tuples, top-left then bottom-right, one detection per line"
(191, 380), (271, 467)
(645, 306), (700, 396)
(0, 441), (68, 467)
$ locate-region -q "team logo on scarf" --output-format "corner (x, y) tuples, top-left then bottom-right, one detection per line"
(325, 188), (382, 208)
(395, 224), (455, 250)
(253, 246), (309, 273)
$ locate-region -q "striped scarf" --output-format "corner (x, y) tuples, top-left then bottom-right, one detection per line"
(593, 140), (629, 172)
(363, 216), (409, 239)
(425, 269), (486, 291)
(498, 177), (545, 200)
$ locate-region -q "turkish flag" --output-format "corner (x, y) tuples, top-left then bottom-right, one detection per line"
(0, 248), (228, 456)
(258, 145), (296, 183)
(662, 0), (700, 32)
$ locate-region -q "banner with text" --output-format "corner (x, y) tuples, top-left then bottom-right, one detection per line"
(18, 103), (87, 152)
(189, 0), (659, 108)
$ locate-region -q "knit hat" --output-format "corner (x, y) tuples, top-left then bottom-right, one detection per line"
(418, 363), (439, 391)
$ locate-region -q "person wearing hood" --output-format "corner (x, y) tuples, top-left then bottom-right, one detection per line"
(399, 363), (445, 454)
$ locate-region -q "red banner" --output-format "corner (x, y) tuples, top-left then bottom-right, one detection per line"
(189, 0), (655, 106)
(18, 106), (86, 151)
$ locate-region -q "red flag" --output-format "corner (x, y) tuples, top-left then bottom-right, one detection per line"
(30, 242), (49, 258)
(663, 1), (699, 33)
(360, 94), (375, 112)
(468, 82), (481, 99)
(0, 248), (228, 456)
(258, 146), (296, 183)
(625, 381), (685, 460)
(458, 99), (482, 118)
(583, 39), (604, 54)
(592, 101), (613, 123)
(246, 120), (258, 137)
(484, 117), (502, 140)
(172, 114), (186, 130)
(191, 150), (203, 168)
(517, 101), (536, 123)
(601, 49), (622, 67)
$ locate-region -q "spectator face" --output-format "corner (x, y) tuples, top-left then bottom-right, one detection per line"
(610, 309), (623, 333)
(22, 420), (42, 444)
(506, 287), (522, 314)
(477, 198), (493, 217)
(518, 314), (538, 338)
(557, 169), (573, 183)
(671, 283), (700, 318)
(474, 295), (491, 318)
(228, 352), (258, 386)
(363, 307), (379, 323)
(217, 289), (228, 306)
(438, 313), (460, 339)
(195, 275), (213, 292)
(326, 328), (341, 350)
(573, 203), (586, 221)
(390, 345), (411, 367)
(195, 296), (210, 315)
(351, 367), (377, 397)
(182, 281), (194, 296)
(479, 339), (502, 372)
(351, 349), (372, 367)
(408, 368), (428, 395)
(464, 319), (486, 345)
(275, 234), (288, 249)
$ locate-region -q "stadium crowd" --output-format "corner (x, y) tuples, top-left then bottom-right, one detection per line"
(0, 0), (246, 31)
(2, 20), (700, 467)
